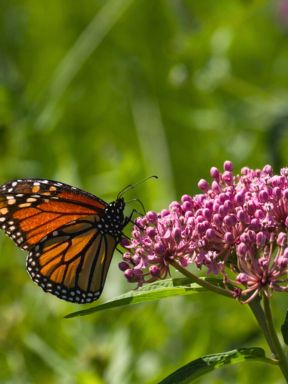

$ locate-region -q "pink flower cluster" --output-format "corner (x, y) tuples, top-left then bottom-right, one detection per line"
(119, 161), (288, 302)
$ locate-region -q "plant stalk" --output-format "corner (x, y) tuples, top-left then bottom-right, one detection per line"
(169, 259), (234, 299)
(262, 295), (288, 382)
(248, 297), (277, 355)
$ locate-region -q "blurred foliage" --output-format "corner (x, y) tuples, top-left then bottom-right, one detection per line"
(1, 0), (288, 383)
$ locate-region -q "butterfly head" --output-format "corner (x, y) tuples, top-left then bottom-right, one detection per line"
(107, 197), (125, 212)
(101, 197), (127, 232)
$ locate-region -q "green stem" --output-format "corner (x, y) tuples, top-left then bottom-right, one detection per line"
(248, 297), (277, 356)
(263, 295), (288, 382)
(169, 259), (234, 299)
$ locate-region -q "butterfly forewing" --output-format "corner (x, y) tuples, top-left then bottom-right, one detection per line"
(0, 179), (107, 250)
(0, 179), (127, 303)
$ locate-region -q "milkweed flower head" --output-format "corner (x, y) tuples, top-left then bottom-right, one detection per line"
(120, 161), (288, 302)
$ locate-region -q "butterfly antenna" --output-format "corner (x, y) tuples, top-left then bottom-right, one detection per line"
(117, 175), (158, 199)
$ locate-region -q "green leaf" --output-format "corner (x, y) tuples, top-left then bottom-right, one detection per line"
(65, 277), (207, 318)
(281, 310), (288, 345)
(159, 348), (272, 384)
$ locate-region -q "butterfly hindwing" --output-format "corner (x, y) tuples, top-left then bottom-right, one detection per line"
(26, 218), (119, 303)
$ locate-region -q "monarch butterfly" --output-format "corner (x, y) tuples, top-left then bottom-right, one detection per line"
(0, 179), (131, 304)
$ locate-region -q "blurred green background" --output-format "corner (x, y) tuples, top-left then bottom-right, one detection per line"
(1, 0), (288, 383)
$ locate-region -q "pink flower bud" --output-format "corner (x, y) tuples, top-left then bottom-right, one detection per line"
(206, 228), (216, 240)
(154, 242), (165, 254)
(210, 167), (220, 179)
(224, 200), (233, 210)
(124, 269), (137, 282)
(255, 209), (265, 219)
(219, 193), (228, 203)
(161, 209), (170, 217)
(169, 201), (181, 212)
(262, 164), (273, 175)
(237, 273), (249, 285)
(224, 160), (233, 172)
(256, 232), (266, 248)
(224, 214), (236, 227)
(259, 190), (269, 202)
(272, 187), (281, 199)
(146, 227), (157, 238)
(258, 257), (269, 268)
(135, 217), (145, 227)
(277, 232), (287, 247)
(222, 171), (233, 184)
(213, 201), (220, 212)
(247, 230), (256, 242)
(235, 191), (245, 204)
(270, 176), (282, 187)
(250, 218), (260, 231)
(118, 261), (130, 271)
(237, 209), (246, 223)
(120, 238), (131, 247)
(219, 205), (229, 216)
(182, 201), (192, 212)
(149, 265), (161, 276)
(123, 252), (132, 261)
(237, 243), (248, 257)
(146, 211), (158, 223)
(198, 179), (209, 191)
(247, 201), (256, 215)
(241, 167), (249, 175)
(277, 256), (288, 268)
(181, 194), (193, 203)
(224, 232), (234, 244)
(284, 248), (288, 258)
(211, 180), (221, 193)
(172, 227), (181, 242)
(284, 189), (288, 200)
(132, 254), (141, 265)
(203, 208), (212, 220)
(213, 213), (222, 226)
(204, 200), (213, 210)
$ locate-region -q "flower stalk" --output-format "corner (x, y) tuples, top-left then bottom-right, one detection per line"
(248, 297), (277, 356)
(168, 258), (234, 299)
(262, 295), (288, 381)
